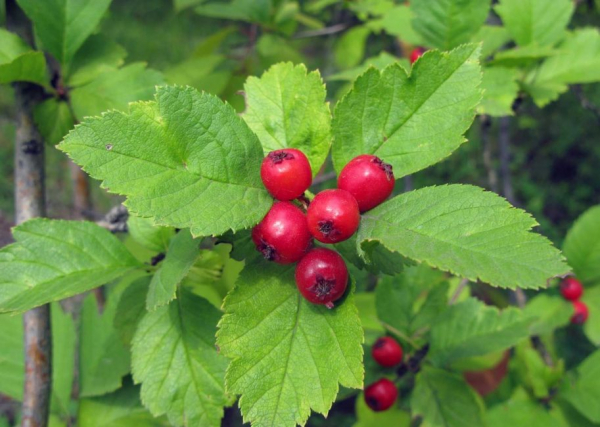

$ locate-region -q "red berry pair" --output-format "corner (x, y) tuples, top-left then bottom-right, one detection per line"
(410, 47), (426, 64)
(560, 277), (588, 324)
(363, 337), (403, 412)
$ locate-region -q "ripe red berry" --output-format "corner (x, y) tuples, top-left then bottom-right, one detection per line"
(295, 247), (348, 308)
(372, 337), (403, 368)
(571, 300), (589, 324)
(260, 148), (312, 201)
(252, 202), (312, 264)
(364, 378), (398, 412)
(560, 277), (584, 301)
(410, 47), (425, 64)
(306, 189), (360, 244)
(337, 155), (395, 212)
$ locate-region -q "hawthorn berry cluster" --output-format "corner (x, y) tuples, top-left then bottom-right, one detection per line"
(560, 277), (588, 324)
(364, 337), (403, 412)
(253, 148), (395, 308)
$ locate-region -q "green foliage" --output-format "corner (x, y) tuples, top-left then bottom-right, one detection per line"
(59, 85), (273, 237)
(358, 185), (569, 289)
(486, 389), (562, 427)
(131, 288), (228, 427)
(67, 35), (127, 86)
(0, 219), (140, 313)
(354, 392), (410, 427)
(33, 99), (75, 145)
(428, 298), (533, 366)
(217, 261), (363, 427)
(332, 44), (482, 178)
(479, 66), (519, 116)
(523, 294), (572, 336)
(411, 0), (491, 50)
(582, 286), (600, 346)
(563, 350), (600, 423)
(0, 29), (47, 85)
(368, 5), (422, 45)
(563, 205), (600, 285)
(334, 26), (371, 70)
(412, 366), (485, 427)
(513, 341), (564, 399)
(127, 215), (175, 253)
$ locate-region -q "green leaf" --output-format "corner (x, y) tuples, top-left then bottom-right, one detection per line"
(79, 382), (168, 427)
(0, 312), (22, 399)
(217, 261), (364, 427)
(331, 44), (482, 178)
(181, 249), (227, 309)
(131, 288), (228, 427)
(67, 35), (127, 87)
(523, 294), (572, 336)
(478, 66), (519, 117)
(70, 63), (164, 118)
(244, 63), (332, 176)
(564, 350), (600, 423)
(59, 85), (272, 237)
(473, 25), (511, 58)
(354, 292), (385, 345)
(327, 52), (403, 82)
(114, 276), (150, 346)
(582, 286), (600, 346)
(127, 215), (175, 253)
(368, 5), (422, 45)
(411, 0), (491, 50)
(16, 0), (112, 67)
(80, 281), (131, 397)
(357, 185), (569, 289)
(513, 341), (564, 399)
(487, 390), (563, 427)
(33, 99), (75, 145)
(334, 26), (371, 70)
(494, 0), (574, 47)
(354, 392), (410, 427)
(428, 298), (533, 366)
(164, 55), (230, 95)
(563, 205), (600, 286)
(0, 28), (47, 85)
(195, 0), (272, 23)
(174, 0), (206, 11)
(490, 44), (559, 67)
(147, 229), (200, 310)
(0, 219), (140, 314)
(412, 366), (485, 427)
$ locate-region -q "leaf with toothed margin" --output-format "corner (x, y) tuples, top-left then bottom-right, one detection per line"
(59, 85), (273, 237)
(331, 44), (482, 178)
(357, 185), (569, 289)
(217, 260), (364, 427)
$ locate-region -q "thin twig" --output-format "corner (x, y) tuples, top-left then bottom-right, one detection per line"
(450, 278), (469, 304)
(96, 205), (128, 233)
(381, 322), (420, 349)
(498, 116), (516, 205)
(480, 115), (499, 193)
(294, 23), (348, 39)
(311, 171), (337, 186)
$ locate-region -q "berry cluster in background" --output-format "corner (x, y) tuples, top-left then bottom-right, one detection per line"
(253, 148), (395, 308)
(365, 337), (404, 412)
(560, 277), (589, 324)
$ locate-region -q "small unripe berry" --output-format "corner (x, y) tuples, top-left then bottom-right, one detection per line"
(307, 189), (360, 244)
(372, 337), (403, 367)
(260, 149), (312, 201)
(571, 300), (589, 324)
(338, 155), (394, 212)
(252, 202), (312, 264)
(295, 247), (348, 308)
(560, 277), (584, 301)
(410, 47), (426, 64)
(364, 378), (398, 412)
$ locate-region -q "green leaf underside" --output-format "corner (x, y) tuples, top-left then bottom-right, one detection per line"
(358, 185), (569, 289)
(523, 294), (572, 336)
(34, 99), (75, 145)
(487, 392), (563, 427)
(331, 44), (482, 178)
(217, 261), (364, 427)
(127, 215), (175, 253)
(59, 85), (272, 237)
(582, 286), (600, 345)
(411, 0), (491, 50)
(16, 0), (112, 67)
(131, 288), (228, 427)
(428, 298), (533, 366)
(0, 219), (140, 314)
(244, 62), (331, 176)
(495, 0), (573, 47)
(147, 229), (200, 310)
(67, 35), (127, 87)
(114, 276), (150, 346)
(564, 350), (600, 423)
(563, 205), (600, 285)
(0, 28), (47, 85)
(478, 66), (519, 117)
(412, 366), (485, 427)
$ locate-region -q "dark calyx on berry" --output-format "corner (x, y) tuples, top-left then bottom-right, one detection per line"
(571, 300), (589, 324)
(260, 148), (312, 201)
(268, 150), (294, 163)
(338, 154), (395, 212)
(295, 247), (348, 308)
(307, 189), (360, 244)
(364, 378), (398, 412)
(373, 156), (394, 180)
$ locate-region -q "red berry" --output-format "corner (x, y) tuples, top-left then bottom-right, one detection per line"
(260, 148), (312, 201)
(295, 247), (348, 308)
(337, 155), (394, 212)
(410, 47), (426, 64)
(560, 277), (584, 301)
(571, 300), (589, 324)
(252, 202), (312, 264)
(306, 189), (360, 244)
(372, 337), (403, 368)
(364, 378), (398, 412)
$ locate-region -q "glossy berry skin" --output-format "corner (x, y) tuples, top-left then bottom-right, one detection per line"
(307, 189), (360, 244)
(295, 248), (348, 309)
(372, 337), (403, 368)
(364, 378), (398, 412)
(410, 47), (426, 64)
(571, 300), (589, 324)
(260, 149), (312, 201)
(338, 155), (395, 212)
(252, 202), (312, 264)
(561, 277), (584, 301)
